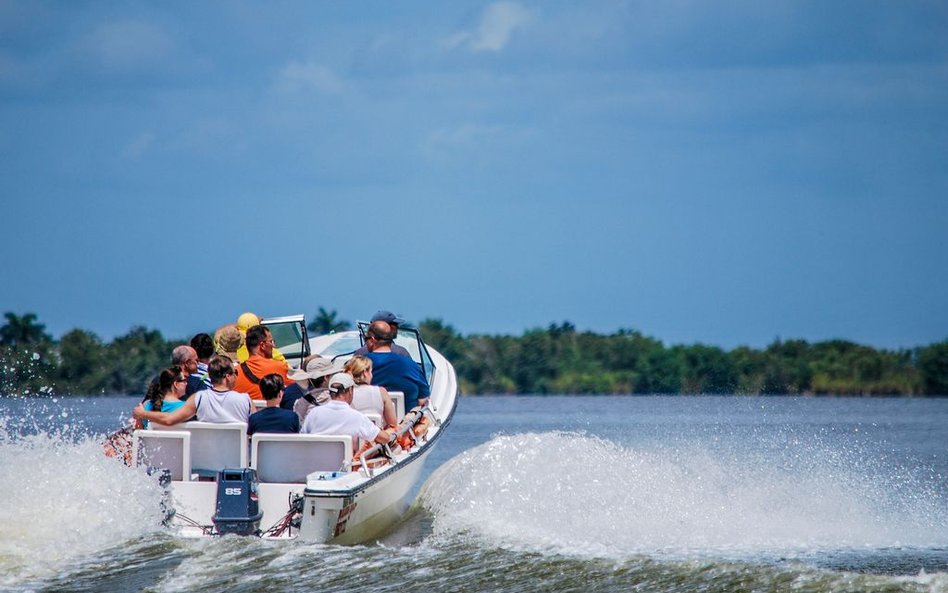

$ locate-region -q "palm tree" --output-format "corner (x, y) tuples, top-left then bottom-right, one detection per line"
(0, 312), (51, 347)
(307, 307), (351, 335)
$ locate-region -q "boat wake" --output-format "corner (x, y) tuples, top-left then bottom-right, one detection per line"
(0, 418), (167, 588)
(419, 431), (948, 560)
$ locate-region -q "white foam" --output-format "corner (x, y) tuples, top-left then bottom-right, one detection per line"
(420, 431), (948, 558)
(0, 420), (166, 587)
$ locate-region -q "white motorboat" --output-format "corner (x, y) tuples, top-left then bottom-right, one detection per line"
(128, 315), (458, 543)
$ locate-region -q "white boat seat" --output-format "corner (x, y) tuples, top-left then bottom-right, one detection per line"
(363, 412), (383, 428)
(250, 434), (353, 483)
(132, 430), (191, 481)
(152, 421), (250, 477)
(183, 421), (249, 477)
(388, 391), (405, 420)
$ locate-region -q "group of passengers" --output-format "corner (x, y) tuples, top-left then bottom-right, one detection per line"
(132, 311), (430, 451)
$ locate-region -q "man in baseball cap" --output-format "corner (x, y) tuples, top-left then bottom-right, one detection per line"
(370, 310), (406, 325)
(300, 372), (394, 450)
(354, 310), (411, 358)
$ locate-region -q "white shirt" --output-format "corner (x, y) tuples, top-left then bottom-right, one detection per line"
(194, 388), (252, 423)
(352, 384), (384, 417)
(300, 400), (380, 449)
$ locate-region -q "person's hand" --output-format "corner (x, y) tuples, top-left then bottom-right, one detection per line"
(418, 397), (429, 408)
(132, 403), (146, 419)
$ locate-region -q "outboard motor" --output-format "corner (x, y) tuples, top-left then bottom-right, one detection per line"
(212, 468), (263, 536)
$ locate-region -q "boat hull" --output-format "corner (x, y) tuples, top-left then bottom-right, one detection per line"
(146, 328), (458, 544)
(298, 444), (431, 543)
(168, 443), (431, 541)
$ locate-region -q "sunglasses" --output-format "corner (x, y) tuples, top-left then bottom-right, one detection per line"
(175, 377), (188, 383)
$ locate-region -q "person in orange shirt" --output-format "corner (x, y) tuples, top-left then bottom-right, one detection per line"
(234, 325), (295, 401)
(234, 312), (286, 363)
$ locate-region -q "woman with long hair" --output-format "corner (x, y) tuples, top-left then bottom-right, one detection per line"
(344, 355), (397, 427)
(140, 366), (188, 428)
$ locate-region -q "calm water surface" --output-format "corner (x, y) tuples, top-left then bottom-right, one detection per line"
(1, 395), (946, 593)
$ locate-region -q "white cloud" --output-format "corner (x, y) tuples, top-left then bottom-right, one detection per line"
(179, 117), (247, 157)
(424, 122), (531, 162)
(275, 61), (345, 94)
(121, 131), (155, 160)
(446, 2), (532, 53)
(80, 20), (173, 71)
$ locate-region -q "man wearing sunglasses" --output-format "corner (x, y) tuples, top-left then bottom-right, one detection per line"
(234, 325), (295, 401)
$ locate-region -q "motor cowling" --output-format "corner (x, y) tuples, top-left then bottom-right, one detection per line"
(212, 468), (263, 536)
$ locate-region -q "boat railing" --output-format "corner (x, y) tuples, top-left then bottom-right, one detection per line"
(351, 405), (437, 478)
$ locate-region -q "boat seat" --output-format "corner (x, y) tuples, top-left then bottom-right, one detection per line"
(184, 421), (249, 477)
(388, 391), (405, 420)
(250, 434), (353, 483)
(363, 412), (383, 428)
(132, 429), (191, 481)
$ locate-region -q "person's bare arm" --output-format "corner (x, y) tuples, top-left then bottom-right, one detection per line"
(373, 428), (394, 444)
(379, 386), (397, 427)
(133, 397), (197, 426)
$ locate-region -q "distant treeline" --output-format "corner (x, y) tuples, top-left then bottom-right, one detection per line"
(419, 320), (948, 396)
(1, 312), (947, 396)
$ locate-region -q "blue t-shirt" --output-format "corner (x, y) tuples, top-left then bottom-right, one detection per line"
(248, 406), (301, 435)
(142, 399), (186, 428)
(366, 351), (430, 411)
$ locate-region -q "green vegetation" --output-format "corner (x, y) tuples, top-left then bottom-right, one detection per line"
(306, 307), (351, 335)
(1, 311), (946, 396)
(0, 312), (177, 397)
(416, 320), (947, 396)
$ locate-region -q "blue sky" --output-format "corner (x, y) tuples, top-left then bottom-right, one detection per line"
(1, 1), (946, 350)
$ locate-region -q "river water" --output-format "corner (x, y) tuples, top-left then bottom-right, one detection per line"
(0, 395), (946, 593)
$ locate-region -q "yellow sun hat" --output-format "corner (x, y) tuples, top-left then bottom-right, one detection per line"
(237, 312), (261, 332)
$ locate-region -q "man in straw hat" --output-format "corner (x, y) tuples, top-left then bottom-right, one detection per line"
(283, 355), (345, 423)
(214, 325), (243, 363)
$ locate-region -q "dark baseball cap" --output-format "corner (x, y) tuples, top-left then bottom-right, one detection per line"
(370, 310), (406, 324)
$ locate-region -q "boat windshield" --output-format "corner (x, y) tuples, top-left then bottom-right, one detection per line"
(317, 334), (364, 360)
(261, 315), (310, 363)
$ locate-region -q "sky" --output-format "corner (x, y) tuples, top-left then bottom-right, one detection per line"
(1, 1), (946, 351)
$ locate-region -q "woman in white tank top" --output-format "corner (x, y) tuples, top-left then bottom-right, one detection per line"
(345, 355), (398, 427)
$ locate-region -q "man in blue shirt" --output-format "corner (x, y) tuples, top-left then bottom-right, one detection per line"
(365, 321), (430, 410)
(248, 374), (300, 435)
(353, 310), (412, 358)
